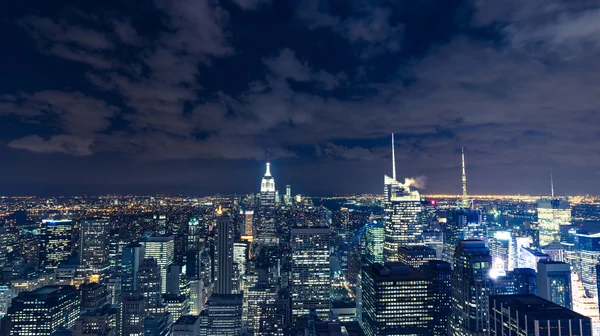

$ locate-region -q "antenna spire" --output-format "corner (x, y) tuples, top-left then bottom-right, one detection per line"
(461, 147), (469, 208)
(391, 133), (396, 181)
(550, 168), (555, 198)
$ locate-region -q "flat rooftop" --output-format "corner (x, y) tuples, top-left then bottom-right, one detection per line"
(365, 262), (428, 281)
(491, 295), (589, 320)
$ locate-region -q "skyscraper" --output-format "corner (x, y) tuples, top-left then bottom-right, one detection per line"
(8, 285), (81, 336)
(215, 207), (235, 295)
(291, 226), (331, 323)
(537, 260), (572, 309)
(121, 242), (145, 293)
(361, 262), (434, 336)
(141, 235), (175, 294)
(443, 209), (486, 264)
(451, 240), (492, 336)
(538, 198), (571, 247)
(257, 161), (278, 246)
(138, 257), (162, 314)
(79, 218), (110, 271)
(421, 260), (452, 336)
(118, 292), (147, 336)
(39, 219), (74, 269)
(201, 294), (243, 336)
(489, 295), (591, 336)
(397, 245), (437, 269)
(365, 221), (384, 265)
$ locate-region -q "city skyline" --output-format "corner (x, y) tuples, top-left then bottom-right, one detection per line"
(2, 1), (600, 195)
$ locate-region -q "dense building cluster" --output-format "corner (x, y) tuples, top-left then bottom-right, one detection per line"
(1, 139), (600, 335)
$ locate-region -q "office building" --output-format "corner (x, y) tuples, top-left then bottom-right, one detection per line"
(144, 312), (172, 336)
(442, 209), (485, 264)
(572, 272), (600, 335)
(246, 284), (277, 334)
(201, 294), (243, 336)
(7, 285), (81, 336)
(141, 236), (175, 294)
(420, 260), (452, 336)
(39, 219), (74, 269)
(541, 241), (565, 262)
(121, 243), (145, 293)
(72, 305), (115, 336)
(117, 292), (146, 336)
(291, 227), (331, 323)
(489, 230), (512, 272)
(538, 198), (571, 247)
(537, 260), (572, 309)
(257, 161), (278, 246)
(80, 219), (110, 271)
(518, 247), (550, 271)
(511, 268), (537, 295)
(489, 295), (591, 336)
(163, 294), (188, 323)
(215, 208), (235, 295)
(0, 286), (10, 318)
(450, 240), (492, 336)
(312, 321), (364, 336)
(365, 222), (384, 265)
(256, 303), (286, 336)
(188, 280), (204, 315)
(397, 245), (436, 269)
(173, 315), (200, 336)
(361, 262), (434, 336)
(80, 282), (109, 313)
(138, 258), (162, 313)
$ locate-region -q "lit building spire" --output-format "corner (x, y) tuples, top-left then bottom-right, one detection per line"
(265, 162), (272, 177)
(461, 147), (469, 209)
(550, 168), (555, 198)
(391, 133), (397, 181)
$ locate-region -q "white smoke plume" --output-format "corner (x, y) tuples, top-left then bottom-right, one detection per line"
(404, 176), (427, 189)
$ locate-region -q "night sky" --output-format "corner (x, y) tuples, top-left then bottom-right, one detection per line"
(1, 0), (600, 196)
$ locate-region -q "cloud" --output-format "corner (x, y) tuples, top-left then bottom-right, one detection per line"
(8, 135), (94, 156)
(232, 0), (269, 10)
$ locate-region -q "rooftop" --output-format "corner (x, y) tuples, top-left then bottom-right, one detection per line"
(174, 315), (200, 325)
(365, 262), (428, 281)
(491, 295), (588, 321)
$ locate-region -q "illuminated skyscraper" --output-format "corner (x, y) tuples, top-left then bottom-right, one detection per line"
(291, 226), (331, 323)
(383, 134), (423, 262)
(489, 295), (591, 336)
(39, 219), (74, 269)
(421, 260), (452, 336)
(365, 221), (384, 265)
(215, 208), (235, 295)
(397, 245), (436, 269)
(451, 240), (492, 336)
(138, 258), (162, 314)
(538, 199), (571, 247)
(201, 294), (243, 336)
(8, 285), (81, 336)
(362, 262), (434, 336)
(257, 161), (278, 245)
(118, 292), (147, 336)
(537, 260), (572, 309)
(141, 235), (175, 294)
(80, 218), (110, 272)
(443, 209), (486, 264)
(121, 242), (145, 293)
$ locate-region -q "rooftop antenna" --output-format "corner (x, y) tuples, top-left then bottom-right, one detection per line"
(461, 147), (469, 208)
(391, 133), (396, 181)
(550, 168), (555, 198)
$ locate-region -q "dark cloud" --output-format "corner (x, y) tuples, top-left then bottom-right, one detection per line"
(2, 0), (600, 194)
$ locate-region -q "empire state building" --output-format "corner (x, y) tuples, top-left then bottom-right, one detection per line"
(256, 162), (278, 245)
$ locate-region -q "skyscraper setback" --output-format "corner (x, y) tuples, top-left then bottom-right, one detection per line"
(257, 161), (278, 246)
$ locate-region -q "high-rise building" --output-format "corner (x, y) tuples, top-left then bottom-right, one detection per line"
(79, 282), (108, 313)
(246, 284), (278, 334)
(257, 161), (278, 246)
(511, 268), (537, 295)
(188, 279), (204, 315)
(285, 184), (292, 205)
(538, 198), (571, 247)
(39, 219), (74, 269)
(173, 315), (201, 336)
(7, 285), (81, 336)
(144, 312), (172, 336)
(382, 174), (423, 261)
(451, 240), (492, 336)
(215, 208), (235, 295)
(397, 245), (437, 269)
(141, 235), (175, 294)
(537, 260), (572, 309)
(420, 260), (452, 336)
(442, 209), (486, 264)
(242, 210), (254, 239)
(571, 272), (600, 335)
(0, 286), (10, 318)
(121, 242), (145, 293)
(118, 292), (146, 336)
(138, 258), (163, 314)
(518, 247), (550, 271)
(201, 294), (243, 336)
(361, 262), (434, 336)
(291, 227), (331, 323)
(72, 305), (114, 336)
(164, 294), (188, 323)
(365, 221), (384, 266)
(79, 218), (110, 271)
(488, 230), (512, 273)
(489, 295), (591, 336)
